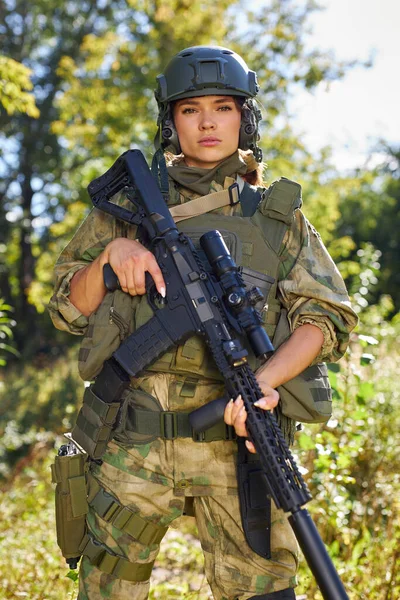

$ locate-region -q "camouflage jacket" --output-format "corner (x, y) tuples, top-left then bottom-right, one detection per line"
(49, 174), (357, 364)
(48, 173), (358, 497)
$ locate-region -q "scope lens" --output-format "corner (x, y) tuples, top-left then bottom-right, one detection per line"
(200, 230), (236, 277)
(200, 231), (228, 264)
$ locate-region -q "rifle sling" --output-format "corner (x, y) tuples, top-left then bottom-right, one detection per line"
(169, 180), (261, 222)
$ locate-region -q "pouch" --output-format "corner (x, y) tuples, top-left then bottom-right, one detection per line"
(273, 309), (332, 423)
(51, 444), (88, 567)
(71, 386), (121, 459)
(237, 439), (271, 559)
(78, 289), (139, 381)
(113, 386), (163, 446)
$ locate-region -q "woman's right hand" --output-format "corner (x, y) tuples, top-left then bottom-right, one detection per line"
(104, 238), (166, 298)
(70, 238), (166, 317)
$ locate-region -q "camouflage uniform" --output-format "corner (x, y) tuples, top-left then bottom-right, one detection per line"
(49, 166), (357, 600)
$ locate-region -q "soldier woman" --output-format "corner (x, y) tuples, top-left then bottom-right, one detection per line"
(49, 46), (357, 600)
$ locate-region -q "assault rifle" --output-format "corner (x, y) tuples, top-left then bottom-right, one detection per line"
(86, 149), (348, 600)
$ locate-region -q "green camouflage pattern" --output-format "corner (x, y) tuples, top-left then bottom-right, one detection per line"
(112, 373), (236, 496)
(49, 167), (356, 597)
(78, 434), (298, 600)
(276, 210), (357, 363)
(48, 172), (357, 363)
(48, 171), (358, 478)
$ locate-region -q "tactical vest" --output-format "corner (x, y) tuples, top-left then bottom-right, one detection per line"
(78, 176), (332, 431)
(130, 178), (300, 379)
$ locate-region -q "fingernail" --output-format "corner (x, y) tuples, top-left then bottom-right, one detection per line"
(254, 399), (266, 408)
(160, 286), (166, 298)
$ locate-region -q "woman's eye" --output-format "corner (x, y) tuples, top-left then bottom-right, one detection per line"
(218, 105), (232, 111)
(182, 108), (196, 114)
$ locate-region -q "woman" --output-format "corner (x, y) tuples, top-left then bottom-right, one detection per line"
(49, 46), (357, 600)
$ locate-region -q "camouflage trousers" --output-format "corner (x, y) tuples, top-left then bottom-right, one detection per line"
(77, 373), (299, 599)
(78, 449), (298, 600)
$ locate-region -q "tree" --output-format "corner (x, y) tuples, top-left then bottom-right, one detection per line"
(0, 55), (39, 117)
(1, 0), (359, 355)
(0, 0), (234, 353)
(336, 145), (400, 312)
(0, 0), (124, 349)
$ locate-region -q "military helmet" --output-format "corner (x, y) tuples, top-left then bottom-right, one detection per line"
(154, 46), (263, 162)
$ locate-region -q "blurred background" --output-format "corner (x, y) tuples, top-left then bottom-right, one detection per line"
(0, 0), (399, 598)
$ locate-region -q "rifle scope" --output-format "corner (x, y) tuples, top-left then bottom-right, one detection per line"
(199, 230), (274, 358)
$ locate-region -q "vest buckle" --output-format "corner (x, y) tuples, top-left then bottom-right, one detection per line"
(160, 411), (178, 440)
(228, 182), (240, 206)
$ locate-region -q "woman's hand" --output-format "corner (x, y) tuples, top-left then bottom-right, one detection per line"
(104, 238), (166, 297)
(223, 377), (279, 454)
(70, 237), (166, 317)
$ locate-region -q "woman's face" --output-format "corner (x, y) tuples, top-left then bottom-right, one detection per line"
(173, 95), (242, 169)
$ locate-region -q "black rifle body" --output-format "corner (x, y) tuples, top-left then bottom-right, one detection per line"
(88, 149), (348, 600)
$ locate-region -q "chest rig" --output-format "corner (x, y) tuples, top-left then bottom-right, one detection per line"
(131, 176), (302, 380)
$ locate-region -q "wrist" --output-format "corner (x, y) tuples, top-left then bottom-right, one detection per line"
(101, 240), (115, 267)
(256, 362), (283, 390)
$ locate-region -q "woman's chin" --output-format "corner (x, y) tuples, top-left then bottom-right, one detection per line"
(185, 147), (237, 169)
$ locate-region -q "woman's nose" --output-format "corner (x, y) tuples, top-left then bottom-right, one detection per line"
(199, 111), (216, 130)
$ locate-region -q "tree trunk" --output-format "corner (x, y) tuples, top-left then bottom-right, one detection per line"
(15, 158), (38, 351)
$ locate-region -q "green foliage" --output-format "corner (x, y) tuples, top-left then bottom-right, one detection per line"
(230, 0), (362, 123)
(0, 55), (39, 117)
(28, 200), (90, 314)
(336, 239), (399, 344)
(0, 345), (83, 478)
(295, 333), (400, 599)
(0, 298), (19, 366)
(336, 147), (400, 312)
(52, 0), (235, 161)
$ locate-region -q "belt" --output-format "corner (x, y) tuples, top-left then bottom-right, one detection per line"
(126, 407), (236, 442)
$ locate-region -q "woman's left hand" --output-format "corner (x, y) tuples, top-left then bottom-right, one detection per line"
(223, 378), (279, 454)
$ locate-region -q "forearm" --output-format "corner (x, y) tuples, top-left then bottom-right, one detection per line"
(69, 252), (107, 317)
(256, 323), (324, 389)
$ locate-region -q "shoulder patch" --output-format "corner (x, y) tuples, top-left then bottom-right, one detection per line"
(259, 177), (302, 224)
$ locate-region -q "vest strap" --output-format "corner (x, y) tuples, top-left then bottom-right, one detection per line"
(80, 533), (154, 581)
(259, 177), (302, 255)
(169, 184), (239, 223)
(169, 180), (262, 222)
(87, 474), (168, 546)
(126, 407), (236, 442)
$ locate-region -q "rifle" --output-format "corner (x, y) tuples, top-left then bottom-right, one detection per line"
(85, 149), (349, 600)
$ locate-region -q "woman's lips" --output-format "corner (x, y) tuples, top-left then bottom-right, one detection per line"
(198, 137), (221, 147)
